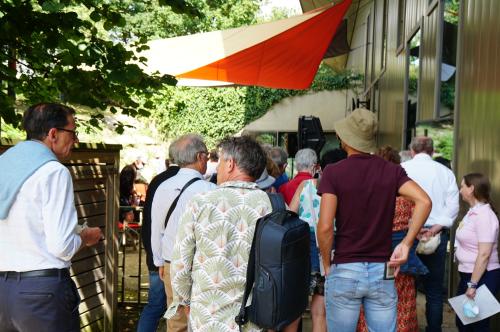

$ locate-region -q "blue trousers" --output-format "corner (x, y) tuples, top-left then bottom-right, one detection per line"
(455, 268), (500, 332)
(137, 271), (167, 332)
(0, 272), (80, 332)
(417, 230), (449, 332)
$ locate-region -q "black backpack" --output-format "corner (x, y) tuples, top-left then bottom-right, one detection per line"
(235, 193), (310, 331)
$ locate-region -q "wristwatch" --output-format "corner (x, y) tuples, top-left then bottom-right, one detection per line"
(467, 281), (478, 289)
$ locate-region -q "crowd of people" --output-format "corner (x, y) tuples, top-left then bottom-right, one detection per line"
(0, 103), (498, 332)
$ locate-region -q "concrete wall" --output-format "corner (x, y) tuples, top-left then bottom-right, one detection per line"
(242, 90), (351, 133)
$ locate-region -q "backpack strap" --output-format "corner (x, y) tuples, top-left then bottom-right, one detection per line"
(267, 192), (286, 212)
(235, 216), (259, 331)
(163, 177), (201, 229)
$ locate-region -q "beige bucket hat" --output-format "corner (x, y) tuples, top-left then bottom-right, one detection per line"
(334, 108), (377, 153)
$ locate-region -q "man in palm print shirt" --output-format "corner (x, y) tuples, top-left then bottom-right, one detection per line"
(166, 136), (298, 332)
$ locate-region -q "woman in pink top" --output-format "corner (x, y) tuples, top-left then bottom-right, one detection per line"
(455, 173), (500, 332)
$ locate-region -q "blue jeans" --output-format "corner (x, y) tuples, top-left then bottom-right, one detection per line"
(418, 231), (448, 332)
(325, 262), (397, 332)
(137, 271), (167, 332)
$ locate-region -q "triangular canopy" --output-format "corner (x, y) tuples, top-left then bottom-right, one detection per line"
(142, 0), (352, 89)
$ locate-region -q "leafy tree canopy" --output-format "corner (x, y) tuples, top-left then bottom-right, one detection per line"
(153, 66), (363, 148)
(0, 0), (211, 131)
(111, 0), (261, 41)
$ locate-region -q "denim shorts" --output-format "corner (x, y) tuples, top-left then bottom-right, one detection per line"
(310, 231), (320, 272)
(310, 231), (325, 296)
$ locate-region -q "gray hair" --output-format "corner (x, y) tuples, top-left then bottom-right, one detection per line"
(399, 150), (412, 163)
(270, 146), (288, 167)
(170, 134), (207, 167)
(218, 136), (267, 180)
(168, 143), (176, 164)
(409, 136), (433, 155)
(295, 148), (317, 172)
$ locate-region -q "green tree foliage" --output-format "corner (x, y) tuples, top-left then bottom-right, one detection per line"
(152, 67), (362, 148)
(110, 0), (260, 41)
(0, 0), (195, 130)
(444, 0), (459, 24)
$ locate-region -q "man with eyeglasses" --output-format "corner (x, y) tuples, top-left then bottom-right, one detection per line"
(150, 134), (216, 332)
(0, 103), (102, 331)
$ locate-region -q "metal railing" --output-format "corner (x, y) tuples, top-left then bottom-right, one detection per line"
(118, 207), (149, 305)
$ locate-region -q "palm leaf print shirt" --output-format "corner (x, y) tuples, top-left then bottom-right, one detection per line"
(165, 181), (272, 332)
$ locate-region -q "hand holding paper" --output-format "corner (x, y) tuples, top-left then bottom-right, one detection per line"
(448, 285), (500, 325)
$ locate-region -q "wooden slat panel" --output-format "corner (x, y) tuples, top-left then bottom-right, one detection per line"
(73, 268), (105, 289)
(81, 317), (104, 332)
(80, 305), (105, 328)
(74, 179), (106, 191)
(104, 168), (120, 332)
(71, 253), (104, 275)
(75, 189), (106, 206)
(68, 165), (108, 181)
(63, 150), (120, 165)
(79, 293), (105, 314)
(78, 279), (105, 302)
(78, 215), (106, 228)
(73, 242), (105, 261)
(76, 202), (106, 219)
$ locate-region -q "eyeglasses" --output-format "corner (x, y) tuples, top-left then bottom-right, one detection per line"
(56, 127), (78, 140)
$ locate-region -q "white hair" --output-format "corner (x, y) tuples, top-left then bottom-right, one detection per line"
(295, 148), (317, 172)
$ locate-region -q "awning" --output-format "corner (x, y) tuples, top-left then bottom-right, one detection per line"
(242, 90), (349, 133)
(142, 0), (352, 90)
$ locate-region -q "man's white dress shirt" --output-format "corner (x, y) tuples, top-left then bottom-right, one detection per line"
(402, 153), (459, 228)
(0, 161), (82, 271)
(151, 168), (216, 266)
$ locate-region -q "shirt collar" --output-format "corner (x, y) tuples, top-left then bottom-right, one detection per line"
(412, 153), (433, 161)
(178, 167), (204, 179)
(467, 203), (489, 216)
(219, 180), (259, 190)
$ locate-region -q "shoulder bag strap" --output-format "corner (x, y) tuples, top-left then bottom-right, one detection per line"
(164, 177), (201, 229)
(267, 192), (286, 212)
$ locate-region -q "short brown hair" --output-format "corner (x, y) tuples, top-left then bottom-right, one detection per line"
(376, 146), (401, 164)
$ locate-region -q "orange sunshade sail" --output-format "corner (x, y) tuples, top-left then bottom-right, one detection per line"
(143, 0), (352, 90)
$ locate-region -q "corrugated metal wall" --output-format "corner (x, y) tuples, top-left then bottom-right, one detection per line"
(377, 0), (405, 147)
(303, 0), (500, 328)
(419, 3), (440, 121)
(455, 0), (500, 199)
(454, 1), (500, 327)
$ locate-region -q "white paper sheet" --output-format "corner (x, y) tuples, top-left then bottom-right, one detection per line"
(448, 285), (500, 325)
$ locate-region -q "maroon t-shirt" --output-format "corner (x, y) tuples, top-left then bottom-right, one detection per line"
(318, 154), (411, 264)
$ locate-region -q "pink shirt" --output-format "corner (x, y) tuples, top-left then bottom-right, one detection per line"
(455, 203), (500, 273)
